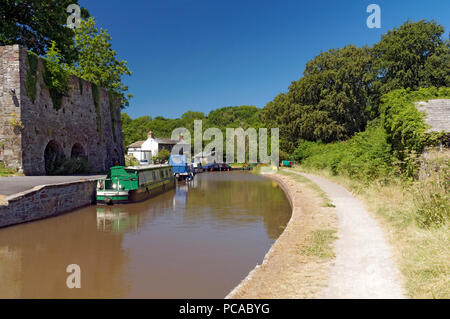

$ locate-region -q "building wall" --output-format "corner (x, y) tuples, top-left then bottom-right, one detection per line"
(141, 138), (158, 157)
(0, 45), (23, 171)
(127, 148), (149, 162)
(0, 45), (125, 175)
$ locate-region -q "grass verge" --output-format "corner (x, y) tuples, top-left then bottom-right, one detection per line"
(0, 163), (22, 177)
(301, 230), (337, 259)
(288, 166), (449, 299)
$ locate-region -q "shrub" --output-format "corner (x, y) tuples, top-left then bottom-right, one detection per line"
(292, 121), (393, 181)
(42, 41), (71, 110)
(47, 158), (91, 175)
(0, 162), (18, 176)
(152, 149), (171, 164)
(125, 154), (139, 166)
(380, 87), (450, 157)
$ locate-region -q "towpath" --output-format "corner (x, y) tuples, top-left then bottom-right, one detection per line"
(286, 170), (405, 299)
(0, 175), (104, 196)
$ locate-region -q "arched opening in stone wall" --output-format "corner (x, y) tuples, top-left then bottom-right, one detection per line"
(44, 140), (65, 175)
(71, 143), (86, 159)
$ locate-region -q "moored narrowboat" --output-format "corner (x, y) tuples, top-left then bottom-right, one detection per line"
(96, 164), (175, 205)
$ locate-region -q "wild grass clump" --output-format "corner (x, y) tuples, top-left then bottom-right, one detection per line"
(413, 156), (449, 228)
(301, 230), (337, 259)
(0, 162), (18, 177)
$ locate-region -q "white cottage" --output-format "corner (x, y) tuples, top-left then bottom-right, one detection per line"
(127, 131), (189, 162)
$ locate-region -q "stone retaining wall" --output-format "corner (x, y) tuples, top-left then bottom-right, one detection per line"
(0, 180), (97, 228)
(0, 44), (125, 175)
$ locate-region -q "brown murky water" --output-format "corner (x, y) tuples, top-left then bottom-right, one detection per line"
(0, 172), (291, 298)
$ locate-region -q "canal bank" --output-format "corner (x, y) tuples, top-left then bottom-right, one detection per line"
(227, 171), (339, 299)
(0, 179), (98, 228)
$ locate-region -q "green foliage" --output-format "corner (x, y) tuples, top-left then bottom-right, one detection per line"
(207, 105), (263, 129)
(380, 87), (450, 158)
(9, 112), (24, 130)
(69, 17), (132, 108)
(91, 82), (101, 134)
(48, 158), (92, 175)
(301, 230), (337, 259)
(293, 121), (393, 181)
(0, 0), (89, 64)
(42, 41), (71, 111)
(0, 162), (18, 176)
(264, 20), (450, 153)
(121, 106), (264, 156)
(413, 159), (449, 228)
(265, 45), (375, 150)
(152, 149), (171, 164)
(372, 20), (450, 95)
(125, 154), (139, 166)
(25, 51), (38, 102)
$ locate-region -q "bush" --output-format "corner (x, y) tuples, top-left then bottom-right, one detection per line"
(0, 162), (18, 176)
(125, 154), (139, 166)
(42, 41), (71, 111)
(380, 87), (450, 157)
(152, 149), (171, 164)
(47, 158), (91, 175)
(292, 121), (393, 181)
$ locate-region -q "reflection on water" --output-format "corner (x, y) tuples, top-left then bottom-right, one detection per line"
(0, 172), (291, 298)
(96, 208), (138, 233)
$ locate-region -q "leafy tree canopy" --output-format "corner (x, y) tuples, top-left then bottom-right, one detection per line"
(372, 20), (450, 94)
(69, 17), (132, 108)
(121, 105), (264, 151)
(0, 0), (89, 64)
(265, 45), (375, 151)
(264, 20), (450, 153)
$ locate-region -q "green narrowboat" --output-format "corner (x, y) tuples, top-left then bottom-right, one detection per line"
(96, 164), (175, 205)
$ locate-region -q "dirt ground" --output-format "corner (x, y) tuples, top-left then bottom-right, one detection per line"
(227, 173), (338, 299)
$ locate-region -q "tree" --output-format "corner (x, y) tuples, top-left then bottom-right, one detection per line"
(69, 17), (132, 107)
(152, 149), (171, 164)
(0, 0), (89, 64)
(42, 41), (71, 110)
(265, 45), (375, 149)
(263, 93), (302, 154)
(372, 20), (450, 94)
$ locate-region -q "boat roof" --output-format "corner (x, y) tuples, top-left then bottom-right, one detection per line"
(125, 164), (171, 171)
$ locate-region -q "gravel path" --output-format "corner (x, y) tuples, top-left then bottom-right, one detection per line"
(286, 170), (406, 299)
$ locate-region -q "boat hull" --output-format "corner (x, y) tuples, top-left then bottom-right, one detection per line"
(97, 179), (175, 205)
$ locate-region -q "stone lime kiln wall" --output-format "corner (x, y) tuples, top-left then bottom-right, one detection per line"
(0, 45), (124, 175)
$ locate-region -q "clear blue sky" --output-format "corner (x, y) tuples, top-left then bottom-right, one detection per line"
(79, 0), (450, 119)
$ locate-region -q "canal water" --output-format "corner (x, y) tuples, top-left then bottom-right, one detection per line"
(0, 171), (291, 298)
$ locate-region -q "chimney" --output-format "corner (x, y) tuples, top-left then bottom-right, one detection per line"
(148, 130), (153, 139)
(179, 134), (184, 142)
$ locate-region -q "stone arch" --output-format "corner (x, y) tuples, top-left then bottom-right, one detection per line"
(44, 140), (65, 175)
(71, 143), (86, 159)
